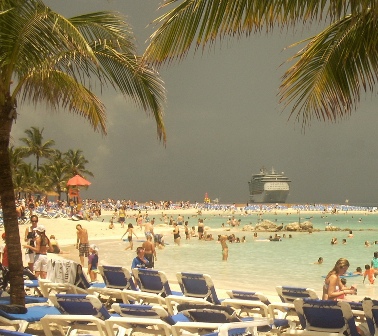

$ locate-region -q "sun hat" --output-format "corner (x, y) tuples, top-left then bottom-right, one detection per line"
(33, 224), (45, 232)
(89, 244), (98, 252)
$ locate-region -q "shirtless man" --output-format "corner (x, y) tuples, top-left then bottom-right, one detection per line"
(142, 235), (156, 268)
(144, 220), (154, 240)
(177, 214), (184, 226)
(219, 235), (229, 261)
(76, 224), (89, 265)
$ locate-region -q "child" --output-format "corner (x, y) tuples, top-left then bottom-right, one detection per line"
(109, 218), (115, 229)
(364, 264), (375, 284)
(184, 221), (190, 240)
(121, 223), (138, 251)
(88, 244), (99, 282)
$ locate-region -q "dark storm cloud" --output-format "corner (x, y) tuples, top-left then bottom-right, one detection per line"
(12, 1), (378, 205)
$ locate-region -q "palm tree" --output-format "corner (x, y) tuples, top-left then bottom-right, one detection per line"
(43, 151), (70, 200)
(8, 145), (25, 176)
(19, 127), (56, 171)
(0, 0), (166, 305)
(64, 149), (93, 178)
(144, 0), (377, 126)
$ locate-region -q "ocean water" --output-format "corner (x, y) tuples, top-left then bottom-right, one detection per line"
(94, 211), (378, 299)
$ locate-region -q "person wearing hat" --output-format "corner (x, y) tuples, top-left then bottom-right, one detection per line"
(23, 224), (52, 279)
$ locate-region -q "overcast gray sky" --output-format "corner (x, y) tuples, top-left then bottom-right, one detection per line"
(11, 1), (378, 205)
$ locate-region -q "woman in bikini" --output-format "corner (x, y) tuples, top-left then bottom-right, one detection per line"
(23, 224), (52, 279)
(121, 223), (138, 250)
(322, 258), (356, 300)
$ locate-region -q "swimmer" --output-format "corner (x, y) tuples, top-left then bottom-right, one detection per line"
(314, 257), (323, 264)
(353, 267), (363, 275)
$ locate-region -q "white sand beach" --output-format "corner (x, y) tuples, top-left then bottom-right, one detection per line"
(9, 206), (374, 335)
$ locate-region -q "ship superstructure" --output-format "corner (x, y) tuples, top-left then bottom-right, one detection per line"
(248, 167), (291, 203)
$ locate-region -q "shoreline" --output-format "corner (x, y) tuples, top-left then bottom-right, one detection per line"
(16, 208), (377, 301)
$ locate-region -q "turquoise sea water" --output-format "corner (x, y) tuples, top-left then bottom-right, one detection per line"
(95, 211), (378, 299)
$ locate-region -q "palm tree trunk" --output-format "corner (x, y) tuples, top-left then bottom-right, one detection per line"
(0, 109), (25, 306)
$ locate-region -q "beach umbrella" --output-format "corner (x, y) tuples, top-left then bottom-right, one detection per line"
(67, 174), (91, 186)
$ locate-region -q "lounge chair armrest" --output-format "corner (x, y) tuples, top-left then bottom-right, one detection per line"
(105, 317), (172, 336)
(221, 298), (271, 319)
(165, 295), (211, 315)
(171, 321), (222, 336)
(268, 302), (295, 320)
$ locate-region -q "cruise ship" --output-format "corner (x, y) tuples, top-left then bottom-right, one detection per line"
(248, 167), (291, 203)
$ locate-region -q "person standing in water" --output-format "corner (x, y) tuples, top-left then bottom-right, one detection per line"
(219, 235), (229, 261)
(122, 223), (138, 250)
(173, 222), (181, 245)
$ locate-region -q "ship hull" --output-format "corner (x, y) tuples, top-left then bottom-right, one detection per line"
(250, 189), (289, 203)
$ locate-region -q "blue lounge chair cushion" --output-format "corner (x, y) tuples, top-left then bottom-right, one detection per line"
(177, 304), (241, 323)
(115, 303), (190, 325)
(23, 280), (39, 289)
(55, 294), (110, 319)
(0, 297), (47, 305)
(0, 329), (34, 336)
(100, 265), (137, 291)
(0, 305), (61, 322)
(89, 282), (106, 289)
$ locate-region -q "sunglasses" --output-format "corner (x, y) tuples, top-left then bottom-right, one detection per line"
(31, 220), (38, 223)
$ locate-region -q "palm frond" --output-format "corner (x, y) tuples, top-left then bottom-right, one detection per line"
(279, 9), (378, 125)
(144, 0), (377, 66)
(20, 70), (107, 134)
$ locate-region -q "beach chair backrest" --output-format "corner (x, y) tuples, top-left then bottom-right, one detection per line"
(295, 298), (359, 336)
(52, 294), (111, 320)
(99, 265), (136, 290)
(177, 304), (240, 323)
(276, 286), (318, 303)
(132, 268), (172, 296)
(227, 290), (270, 305)
(112, 303), (168, 319)
(177, 272), (220, 304)
(362, 298), (378, 336)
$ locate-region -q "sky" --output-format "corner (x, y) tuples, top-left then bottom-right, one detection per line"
(11, 1), (378, 205)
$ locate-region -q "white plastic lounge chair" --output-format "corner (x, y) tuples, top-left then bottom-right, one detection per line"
(0, 303), (60, 333)
(362, 298), (378, 336)
(105, 303), (189, 336)
(273, 285), (319, 326)
(165, 272), (226, 316)
(171, 303), (267, 336)
(176, 272), (221, 304)
(39, 260), (105, 298)
(282, 298), (366, 335)
(221, 291), (290, 334)
(121, 268), (182, 308)
(202, 319), (271, 336)
(86, 265), (136, 305)
(276, 286), (319, 303)
(132, 268), (182, 297)
(40, 294), (121, 336)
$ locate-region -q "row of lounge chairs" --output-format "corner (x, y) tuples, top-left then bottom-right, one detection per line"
(2, 263), (378, 335)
